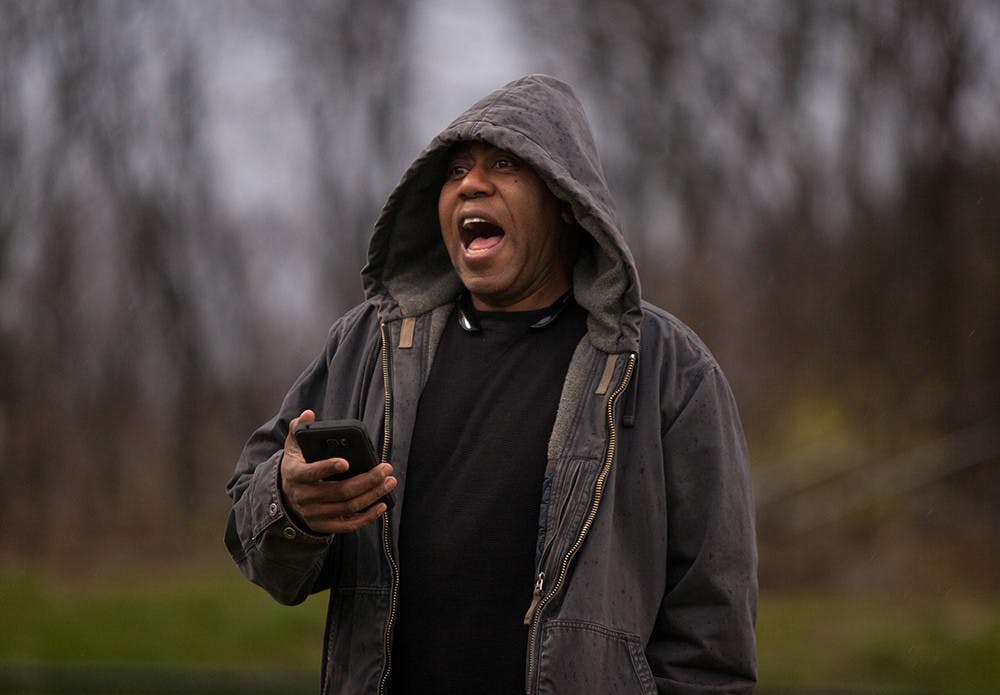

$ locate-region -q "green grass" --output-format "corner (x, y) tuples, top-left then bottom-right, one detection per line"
(0, 565), (326, 669)
(758, 590), (1000, 693)
(2, 565), (997, 693)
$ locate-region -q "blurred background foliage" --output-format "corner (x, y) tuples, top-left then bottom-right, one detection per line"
(1, 0), (997, 692)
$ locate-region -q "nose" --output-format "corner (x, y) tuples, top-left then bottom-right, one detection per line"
(457, 164), (494, 199)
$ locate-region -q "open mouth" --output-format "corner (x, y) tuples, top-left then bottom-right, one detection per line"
(460, 217), (505, 253)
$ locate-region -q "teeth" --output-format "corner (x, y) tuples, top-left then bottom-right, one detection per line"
(462, 217), (488, 229)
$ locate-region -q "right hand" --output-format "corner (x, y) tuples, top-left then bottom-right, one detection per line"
(279, 409), (397, 535)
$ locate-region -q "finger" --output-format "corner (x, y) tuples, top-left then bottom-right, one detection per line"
(322, 463), (394, 502)
(320, 502), (389, 535)
(299, 470), (395, 520)
(283, 457), (353, 496)
(298, 456), (350, 484)
(335, 503), (389, 533)
(329, 475), (397, 519)
(285, 409), (316, 456)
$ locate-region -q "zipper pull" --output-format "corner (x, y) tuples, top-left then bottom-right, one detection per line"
(523, 572), (545, 625)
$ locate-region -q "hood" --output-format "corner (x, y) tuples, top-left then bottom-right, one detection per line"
(362, 74), (641, 354)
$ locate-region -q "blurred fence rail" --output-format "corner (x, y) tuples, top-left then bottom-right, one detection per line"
(756, 417), (1000, 534)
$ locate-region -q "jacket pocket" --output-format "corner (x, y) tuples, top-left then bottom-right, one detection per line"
(535, 619), (656, 695)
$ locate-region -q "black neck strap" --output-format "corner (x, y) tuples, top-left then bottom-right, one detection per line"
(456, 290), (575, 334)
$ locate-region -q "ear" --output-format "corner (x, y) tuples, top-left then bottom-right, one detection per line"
(560, 203), (576, 225)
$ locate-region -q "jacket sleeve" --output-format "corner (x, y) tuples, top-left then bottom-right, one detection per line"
(224, 343), (341, 606)
(648, 363), (758, 694)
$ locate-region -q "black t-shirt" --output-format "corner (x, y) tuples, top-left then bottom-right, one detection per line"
(389, 297), (587, 695)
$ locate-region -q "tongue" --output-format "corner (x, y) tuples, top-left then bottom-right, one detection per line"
(468, 234), (502, 251)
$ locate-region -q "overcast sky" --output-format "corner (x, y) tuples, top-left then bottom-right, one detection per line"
(204, 0), (540, 218)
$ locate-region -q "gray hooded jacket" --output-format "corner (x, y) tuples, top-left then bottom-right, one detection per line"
(226, 74), (757, 694)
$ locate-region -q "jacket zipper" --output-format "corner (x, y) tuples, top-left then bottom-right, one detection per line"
(377, 322), (399, 695)
(524, 352), (637, 691)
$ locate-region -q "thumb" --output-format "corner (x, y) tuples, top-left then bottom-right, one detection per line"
(286, 409), (316, 454)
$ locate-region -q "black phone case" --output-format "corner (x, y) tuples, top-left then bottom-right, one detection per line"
(294, 418), (394, 509)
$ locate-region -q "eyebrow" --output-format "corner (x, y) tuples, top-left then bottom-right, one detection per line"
(446, 143), (479, 159)
(446, 143), (517, 158)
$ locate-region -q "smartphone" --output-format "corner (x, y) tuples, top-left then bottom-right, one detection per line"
(294, 418), (394, 510)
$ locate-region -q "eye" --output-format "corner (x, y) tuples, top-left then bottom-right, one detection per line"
(494, 155), (519, 169)
(446, 162), (470, 179)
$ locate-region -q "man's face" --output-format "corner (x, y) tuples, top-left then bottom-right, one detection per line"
(438, 142), (576, 312)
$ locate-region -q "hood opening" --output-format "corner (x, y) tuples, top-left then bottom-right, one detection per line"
(362, 74), (642, 355)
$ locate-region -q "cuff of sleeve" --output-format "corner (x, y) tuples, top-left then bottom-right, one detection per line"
(251, 452), (332, 545)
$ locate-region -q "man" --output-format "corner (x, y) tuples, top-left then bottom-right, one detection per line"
(225, 75), (757, 694)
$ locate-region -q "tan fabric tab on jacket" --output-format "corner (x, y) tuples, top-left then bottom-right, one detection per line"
(399, 317), (416, 349)
(595, 354), (618, 395)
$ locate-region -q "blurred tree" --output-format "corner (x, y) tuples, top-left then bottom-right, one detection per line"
(0, 0), (244, 550)
(266, 0), (414, 316)
(0, 0), (415, 559)
(517, 0), (1000, 443)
